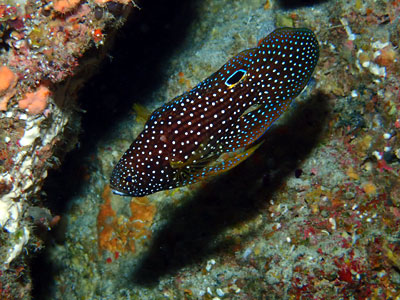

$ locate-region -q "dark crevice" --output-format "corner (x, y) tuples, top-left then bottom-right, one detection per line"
(32, 0), (200, 298)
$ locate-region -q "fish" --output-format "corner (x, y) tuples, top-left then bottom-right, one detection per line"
(110, 27), (319, 197)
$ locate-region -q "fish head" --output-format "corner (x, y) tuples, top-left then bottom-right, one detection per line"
(110, 154), (139, 196)
(109, 119), (175, 197)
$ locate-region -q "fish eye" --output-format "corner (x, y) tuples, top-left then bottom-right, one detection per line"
(225, 69), (247, 86)
(126, 175), (133, 183)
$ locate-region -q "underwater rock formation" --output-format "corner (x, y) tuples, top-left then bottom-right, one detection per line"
(0, 0), (135, 298)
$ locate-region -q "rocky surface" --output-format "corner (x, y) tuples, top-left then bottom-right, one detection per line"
(2, 0), (400, 299)
(0, 0), (134, 298)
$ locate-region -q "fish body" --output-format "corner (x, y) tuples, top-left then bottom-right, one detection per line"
(110, 27), (319, 197)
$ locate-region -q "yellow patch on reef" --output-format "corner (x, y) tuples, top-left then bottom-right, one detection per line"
(305, 185), (334, 214)
(97, 185), (156, 254)
(132, 103), (151, 125)
(356, 134), (373, 156)
(305, 186), (332, 203)
(362, 182), (377, 196)
(383, 242), (400, 270)
(346, 166), (359, 180)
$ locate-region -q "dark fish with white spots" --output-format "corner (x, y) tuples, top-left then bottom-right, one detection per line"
(110, 27), (319, 197)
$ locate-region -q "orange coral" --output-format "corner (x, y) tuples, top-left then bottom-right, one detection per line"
(375, 46), (396, 67)
(18, 85), (50, 115)
(53, 0), (81, 13)
(129, 197), (156, 239)
(0, 66), (18, 111)
(0, 66), (17, 92)
(97, 185), (116, 251)
(97, 185), (156, 257)
(130, 197), (156, 224)
(177, 71), (192, 91)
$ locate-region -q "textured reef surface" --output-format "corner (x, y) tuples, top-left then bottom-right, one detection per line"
(0, 0), (135, 298)
(3, 0), (400, 299)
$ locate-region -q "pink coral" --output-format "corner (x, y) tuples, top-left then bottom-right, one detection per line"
(19, 85), (50, 115)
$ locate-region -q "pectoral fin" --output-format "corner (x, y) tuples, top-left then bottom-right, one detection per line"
(174, 141), (263, 186)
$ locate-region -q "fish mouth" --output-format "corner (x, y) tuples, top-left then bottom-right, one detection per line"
(111, 189), (131, 197)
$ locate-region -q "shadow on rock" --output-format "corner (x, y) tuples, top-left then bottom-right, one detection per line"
(131, 91), (331, 286)
(33, 0), (201, 299)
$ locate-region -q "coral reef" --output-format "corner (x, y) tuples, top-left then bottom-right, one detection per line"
(0, 0), (135, 298)
(2, 0), (400, 299)
(39, 0), (400, 298)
